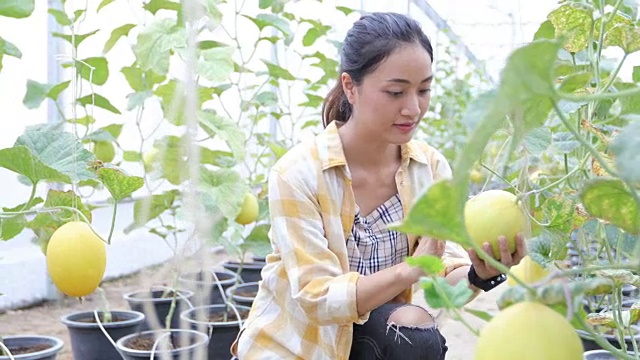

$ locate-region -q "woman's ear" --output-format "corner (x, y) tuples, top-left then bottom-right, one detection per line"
(341, 72), (356, 105)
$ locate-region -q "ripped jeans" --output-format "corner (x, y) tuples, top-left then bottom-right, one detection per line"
(349, 303), (448, 360)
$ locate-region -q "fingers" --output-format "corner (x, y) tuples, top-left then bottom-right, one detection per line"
(414, 237), (446, 258)
(497, 236), (513, 265)
(511, 233), (527, 265)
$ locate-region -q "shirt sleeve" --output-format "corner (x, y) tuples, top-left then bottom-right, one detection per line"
(268, 168), (365, 326)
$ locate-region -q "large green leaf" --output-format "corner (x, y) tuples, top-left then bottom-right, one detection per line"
(197, 46), (234, 82)
(77, 93), (121, 114)
(98, 0), (115, 12)
(15, 126), (97, 183)
(96, 167), (144, 201)
(121, 65), (165, 92)
(200, 168), (249, 220)
(547, 3), (593, 53)
(103, 24), (136, 54)
(198, 110), (246, 160)
(133, 18), (185, 76)
(156, 135), (186, 185)
(262, 60), (296, 80)
(390, 180), (468, 245)
(524, 127), (552, 155)
(23, 80), (53, 109)
(580, 179), (640, 235)
(48, 8), (71, 26)
(0, 0), (35, 18)
(143, 0), (180, 14)
(610, 120), (640, 183)
(0, 146), (68, 184)
(405, 255), (445, 276)
(0, 198), (42, 240)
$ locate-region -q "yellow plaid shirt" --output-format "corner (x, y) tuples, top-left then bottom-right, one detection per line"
(232, 121), (471, 359)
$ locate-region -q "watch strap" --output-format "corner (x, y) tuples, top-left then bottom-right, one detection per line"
(467, 265), (506, 292)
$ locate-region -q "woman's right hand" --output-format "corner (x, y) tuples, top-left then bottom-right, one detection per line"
(406, 237), (446, 282)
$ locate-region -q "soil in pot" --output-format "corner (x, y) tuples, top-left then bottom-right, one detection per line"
(180, 304), (251, 360)
(0, 335), (64, 360)
(116, 329), (209, 360)
(226, 282), (259, 308)
(178, 270), (238, 307)
(222, 261), (265, 284)
(123, 289), (194, 331)
(578, 325), (640, 352)
(61, 310), (145, 360)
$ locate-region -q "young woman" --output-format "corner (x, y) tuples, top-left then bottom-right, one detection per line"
(232, 12), (525, 360)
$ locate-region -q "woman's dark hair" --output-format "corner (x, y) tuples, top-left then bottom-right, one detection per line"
(321, 12), (434, 127)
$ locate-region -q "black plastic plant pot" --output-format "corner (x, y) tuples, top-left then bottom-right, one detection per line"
(251, 255), (267, 263)
(123, 289), (194, 331)
(180, 304), (251, 360)
(0, 335), (63, 360)
(225, 282), (259, 308)
(178, 270), (239, 307)
(222, 261), (265, 283)
(115, 329), (209, 360)
(577, 325), (640, 352)
(582, 349), (639, 359)
(61, 310), (145, 360)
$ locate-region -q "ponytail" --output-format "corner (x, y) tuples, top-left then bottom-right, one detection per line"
(321, 81), (352, 128)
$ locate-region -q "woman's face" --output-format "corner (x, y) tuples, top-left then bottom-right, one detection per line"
(342, 42), (433, 145)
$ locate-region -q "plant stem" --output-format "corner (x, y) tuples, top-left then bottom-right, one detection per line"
(557, 86), (640, 102)
(16, 184), (38, 212)
(105, 203), (117, 245)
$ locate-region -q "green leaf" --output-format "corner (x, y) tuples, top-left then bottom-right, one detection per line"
(132, 190), (178, 226)
(133, 18), (185, 76)
(553, 132), (581, 153)
(52, 30), (99, 48)
(464, 308), (493, 322)
(98, 0), (115, 12)
(390, 180), (468, 246)
(605, 24), (640, 54)
(73, 57), (109, 85)
(200, 168), (249, 220)
(143, 0), (180, 14)
(122, 150), (141, 162)
(336, 6), (355, 16)
(197, 40), (229, 49)
(528, 230), (569, 267)
(68, 115), (95, 126)
(29, 190), (92, 249)
(547, 3), (593, 53)
(96, 167), (144, 201)
(198, 110), (246, 160)
(580, 178), (640, 235)
(559, 72), (592, 93)
(534, 20), (555, 40)
(0, 215), (26, 240)
(121, 65), (165, 92)
(524, 127), (552, 155)
(241, 223), (272, 256)
(200, 147), (236, 168)
(156, 135), (186, 185)
(419, 277), (474, 309)
(262, 59), (296, 80)
(259, 0), (273, 9)
(197, 46), (234, 82)
(405, 255), (445, 276)
(154, 80), (216, 125)
(633, 66), (640, 83)
(48, 80), (70, 100)
(14, 126), (97, 183)
(85, 124), (123, 142)
(48, 9), (71, 26)
(77, 93), (121, 114)
(126, 90), (152, 110)
(0, 36), (21, 59)
(103, 24), (136, 54)
(610, 120), (640, 183)
(243, 14), (293, 45)
(0, 147), (64, 186)
(23, 80), (53, 109)
(0, 0), (35, 18)
(302, 25), (330, 47)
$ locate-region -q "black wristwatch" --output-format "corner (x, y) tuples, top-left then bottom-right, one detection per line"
(467, 265), (506, 292)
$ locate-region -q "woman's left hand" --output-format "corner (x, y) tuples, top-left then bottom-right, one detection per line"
(468, 233), (526, 280)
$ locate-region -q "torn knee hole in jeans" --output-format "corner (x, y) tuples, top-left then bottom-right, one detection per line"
(384, 305), (438, 344)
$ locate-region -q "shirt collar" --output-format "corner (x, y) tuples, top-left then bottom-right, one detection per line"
(317, 121), (430, 171)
